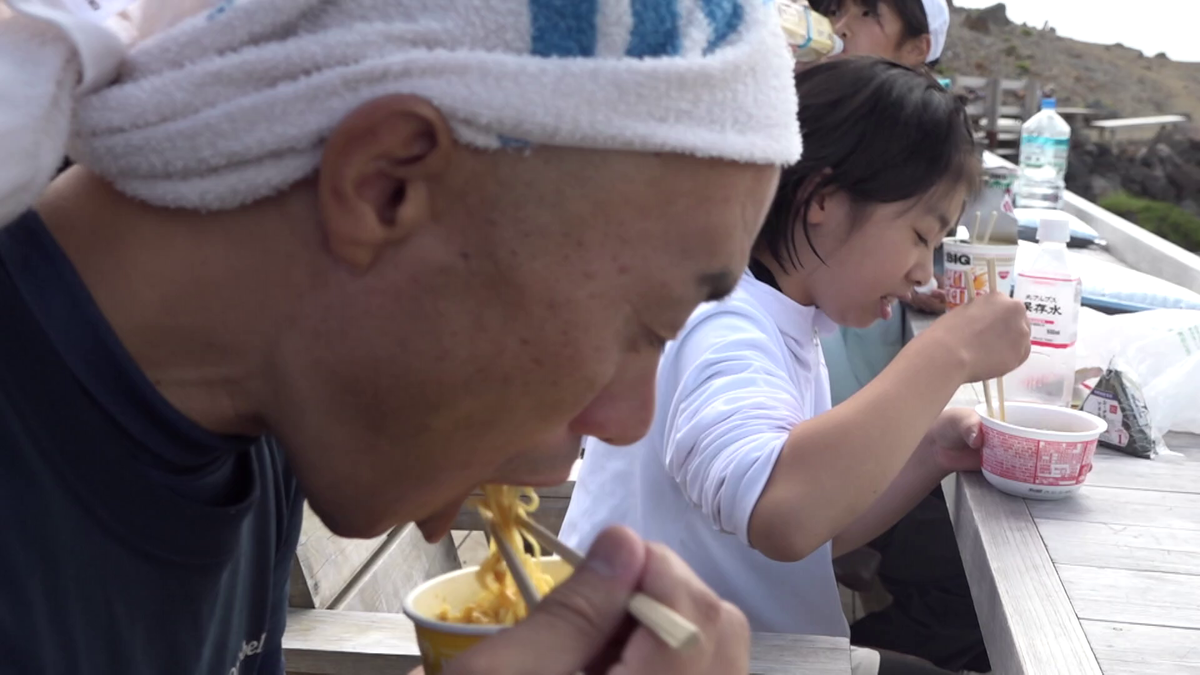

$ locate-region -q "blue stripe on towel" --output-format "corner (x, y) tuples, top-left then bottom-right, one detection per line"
(701, 0), (743, 53)
(530, 0), (599, 57)
(627, 0), (681, 58)
(498, 135), (533, 149)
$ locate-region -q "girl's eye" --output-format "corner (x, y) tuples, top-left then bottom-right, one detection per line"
(916, 232), (930, 247)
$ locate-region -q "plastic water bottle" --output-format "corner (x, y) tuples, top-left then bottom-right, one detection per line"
(1005, 217), (1082, 407)
(778, 0), (844, 63)
(1016, 98), (1072, 209)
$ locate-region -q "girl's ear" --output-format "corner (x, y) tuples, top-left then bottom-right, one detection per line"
(803, 172), (839, 231)
(899, 33), (932, 66)
(796, 168), (836, 229)
(808, 189), (829, 227)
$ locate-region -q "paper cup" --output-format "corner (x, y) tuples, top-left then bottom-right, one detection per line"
(976, 403), (1107, 500)
(402, 557), (574, 674)
(942, 239), (1018, 309)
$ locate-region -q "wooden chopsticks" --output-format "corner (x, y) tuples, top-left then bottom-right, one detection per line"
(986, 258), (1008, 421)
(974, 211), (1008, 421)
(510, 513), (702, 650)
(487, 520), (542, 609)
(960, 247), (1008, 417)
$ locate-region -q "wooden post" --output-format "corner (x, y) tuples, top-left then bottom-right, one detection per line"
(986, 77), (1001, 149)
(1024, 79), (1041, 119)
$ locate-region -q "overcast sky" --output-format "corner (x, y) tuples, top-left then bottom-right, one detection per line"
(954, 1), (1198, 63)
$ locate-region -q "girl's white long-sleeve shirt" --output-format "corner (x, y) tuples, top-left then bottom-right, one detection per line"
(560, 270), (848, 637)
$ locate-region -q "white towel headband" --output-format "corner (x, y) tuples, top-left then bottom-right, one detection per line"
(0, 0), (801, 223)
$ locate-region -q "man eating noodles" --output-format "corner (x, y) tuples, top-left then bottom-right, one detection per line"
(0, 0), (800, 673)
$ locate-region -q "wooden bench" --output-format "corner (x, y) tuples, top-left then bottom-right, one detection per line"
(283, 496), (852, 674)
(1091, 114), (1190, 143)
(286, 502), (461, 615)
(285, 608), (852, 675)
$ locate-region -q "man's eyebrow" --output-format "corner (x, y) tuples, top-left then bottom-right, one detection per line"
(700, 270), (739, 302)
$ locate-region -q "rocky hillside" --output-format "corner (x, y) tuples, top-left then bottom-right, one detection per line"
(939, 3), (1200, 120)
(1070, 129), (1200, 204)
(938, 3), (1200, 252)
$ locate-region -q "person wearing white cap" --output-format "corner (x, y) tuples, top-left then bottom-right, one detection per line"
(0, 1), (801, 673)
(822, 0), (950, 68)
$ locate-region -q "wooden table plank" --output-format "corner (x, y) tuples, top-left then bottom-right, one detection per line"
(1037, 517), (1200, 575)
(944, 473), (1102, 675)
(285, 609), (422, 674)
(283, 610), (851, 675)
(749, 633), (851, 675)
(1059, 564), (1200, 630)
(1088, 449), (1200, 494)
(1082, 620), (1200, 675)
(1028, 485), (1200, 532)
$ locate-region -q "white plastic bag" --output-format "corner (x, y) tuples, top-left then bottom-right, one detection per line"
(1079, 310), (1200, 458)
(1119, 321), (1200, 435)
(1075, 309), (1200, 375)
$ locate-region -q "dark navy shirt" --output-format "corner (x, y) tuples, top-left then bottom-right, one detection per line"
(0, 212), (304, 674)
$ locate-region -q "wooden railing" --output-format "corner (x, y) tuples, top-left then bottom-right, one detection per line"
(950, 75), (1041, 153)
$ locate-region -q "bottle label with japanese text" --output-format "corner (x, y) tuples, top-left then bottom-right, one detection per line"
(1019, 135), (1070, 173)
(1014, 272), (1081, 348)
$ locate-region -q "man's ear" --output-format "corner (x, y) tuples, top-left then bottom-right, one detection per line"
(317, 94), (454, 271)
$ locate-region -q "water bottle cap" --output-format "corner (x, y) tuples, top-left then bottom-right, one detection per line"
(1041, 97), (1057, 110)
(829, 34), (845, 56)
(1038, 217), (1071, 243)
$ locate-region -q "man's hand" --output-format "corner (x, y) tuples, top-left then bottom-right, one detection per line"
(442, 526), (750, 675)
(920, 407), (984, 475)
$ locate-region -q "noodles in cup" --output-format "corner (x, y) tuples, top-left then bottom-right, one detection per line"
(436, 485), (556, 625)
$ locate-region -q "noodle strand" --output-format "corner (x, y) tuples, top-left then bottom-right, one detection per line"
(436, 485), (557, 625)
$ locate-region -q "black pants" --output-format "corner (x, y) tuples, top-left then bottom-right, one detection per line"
(877, 649), (958, 674)
(851, 487), (991, 673)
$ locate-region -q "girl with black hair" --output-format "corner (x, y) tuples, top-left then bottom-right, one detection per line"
(559, 58), (1030, 675)
(812, 5), (997, 671)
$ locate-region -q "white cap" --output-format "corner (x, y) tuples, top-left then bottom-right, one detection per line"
(1037, 217), (1072, 243)
(922, 0), (950, 63)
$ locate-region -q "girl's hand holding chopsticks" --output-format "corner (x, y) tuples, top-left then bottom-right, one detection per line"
(442, 526), (751, 675)
(924, 289), (1030, 386)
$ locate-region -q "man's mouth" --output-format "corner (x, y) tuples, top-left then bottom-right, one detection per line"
(414, 465), (576, 542)
(418, 438), (580, 542)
